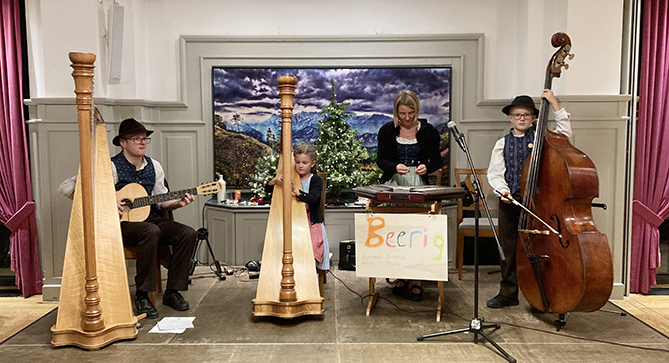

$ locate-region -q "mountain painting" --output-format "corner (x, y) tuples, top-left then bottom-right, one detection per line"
(212, 67), (451, 188)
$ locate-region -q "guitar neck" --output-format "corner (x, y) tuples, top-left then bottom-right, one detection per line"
(130, 188), (199, 209)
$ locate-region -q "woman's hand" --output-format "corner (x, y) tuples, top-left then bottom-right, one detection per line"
(415, 164), (427, 175)
(396, 164), (410, 174)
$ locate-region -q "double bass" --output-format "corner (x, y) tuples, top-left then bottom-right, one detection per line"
(516, 33), (613, 327)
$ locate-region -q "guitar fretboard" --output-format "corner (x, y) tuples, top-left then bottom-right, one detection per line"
(130, 188), (199, 209)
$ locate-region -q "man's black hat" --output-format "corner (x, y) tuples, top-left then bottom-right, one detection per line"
(502, 95), (540, 116)
(112, 118), (153, 146)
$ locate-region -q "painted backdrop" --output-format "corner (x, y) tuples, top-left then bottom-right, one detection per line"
(212, 67), (451, 188)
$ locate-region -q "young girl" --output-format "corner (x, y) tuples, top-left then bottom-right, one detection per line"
(267, 144), (330, 271)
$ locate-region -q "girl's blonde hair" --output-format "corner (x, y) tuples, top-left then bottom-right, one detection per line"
(294, 144), (318, 173)
(392, 90), (420, 127)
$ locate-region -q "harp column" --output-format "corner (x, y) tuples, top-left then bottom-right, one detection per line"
(70, 52), (105, 332)
(278, 75), (298, 302)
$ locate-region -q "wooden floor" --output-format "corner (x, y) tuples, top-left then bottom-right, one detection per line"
(611, 285), (669, 338)
(0, 294), (57, 344)
(1, 266), (669, 362)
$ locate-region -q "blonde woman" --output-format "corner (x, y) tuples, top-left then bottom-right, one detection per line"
(376, 90), (442, 301)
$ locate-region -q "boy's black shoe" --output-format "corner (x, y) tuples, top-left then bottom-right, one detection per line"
(163, 290), (189, 311)
(486, 294), (519, 308)
(135, 293), (159, 319)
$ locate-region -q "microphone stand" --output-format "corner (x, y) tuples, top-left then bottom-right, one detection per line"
(417, 130), (516, 363)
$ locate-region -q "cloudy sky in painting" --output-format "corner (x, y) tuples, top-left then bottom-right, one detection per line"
(212, 67), (451, 124)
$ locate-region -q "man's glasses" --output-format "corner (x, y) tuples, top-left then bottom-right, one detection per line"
(510, 113), (534, 120)
(125, 137), (151, 144)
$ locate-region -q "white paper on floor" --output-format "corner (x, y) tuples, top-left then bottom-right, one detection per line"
(148, 317), (196, 334)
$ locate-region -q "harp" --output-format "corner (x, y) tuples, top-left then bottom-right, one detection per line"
(51, 53), (140, 348)
(251, 75), (324, 317)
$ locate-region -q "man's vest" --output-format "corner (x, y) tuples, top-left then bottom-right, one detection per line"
(111, 152), (156, 195)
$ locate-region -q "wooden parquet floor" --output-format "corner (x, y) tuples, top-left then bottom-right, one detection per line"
(611, 286), (669, 338)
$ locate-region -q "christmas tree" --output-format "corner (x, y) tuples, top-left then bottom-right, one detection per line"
(249, 128), (281, 198)
(250, 78), (379, 200)
(315, 79), (375, 198)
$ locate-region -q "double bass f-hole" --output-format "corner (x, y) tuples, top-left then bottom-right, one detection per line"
(550, 214), (570, 249)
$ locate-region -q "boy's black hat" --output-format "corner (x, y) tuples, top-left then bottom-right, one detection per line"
(113, 118), (153, 146)
(502, 95), (539, 116)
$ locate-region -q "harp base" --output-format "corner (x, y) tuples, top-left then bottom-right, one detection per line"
(51, 317), (141, 350)
(251, 298), (324, 318)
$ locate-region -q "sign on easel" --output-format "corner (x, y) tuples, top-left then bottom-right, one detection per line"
(354, 213), (448, 281)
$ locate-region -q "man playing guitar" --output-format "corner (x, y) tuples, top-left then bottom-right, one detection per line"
(59, 118), (197, 319)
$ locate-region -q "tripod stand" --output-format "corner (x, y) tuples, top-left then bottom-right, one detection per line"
(189, 227), (227, 281)
(417, 123), (516, 363)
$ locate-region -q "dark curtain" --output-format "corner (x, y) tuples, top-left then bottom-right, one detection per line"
(631, 0), (669, 293)
(0, 0), (42, 297)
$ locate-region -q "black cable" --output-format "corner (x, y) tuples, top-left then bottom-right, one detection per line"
(327, 270), (669, 353)
(327, 270), (461, 315)
(499, 320), (669, 354)
(232, 268), (260, 283)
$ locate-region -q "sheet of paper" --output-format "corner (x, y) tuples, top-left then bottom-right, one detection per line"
(148, 317), (196, 334)
(148, 324), (186, 334)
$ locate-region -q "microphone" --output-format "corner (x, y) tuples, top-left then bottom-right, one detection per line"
(447, 121), (466, 151)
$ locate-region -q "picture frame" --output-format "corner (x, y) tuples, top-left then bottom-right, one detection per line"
(212, 67), (452, 190)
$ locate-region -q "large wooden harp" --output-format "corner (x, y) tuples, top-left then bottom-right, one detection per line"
(252, 75), (324, 317)
(51, 53), (140, 349)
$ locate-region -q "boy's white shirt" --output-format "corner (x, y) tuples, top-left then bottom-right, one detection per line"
(487, 108), (572, 195)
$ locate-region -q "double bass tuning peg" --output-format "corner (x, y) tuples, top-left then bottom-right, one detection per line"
(568, 53), (575, 60)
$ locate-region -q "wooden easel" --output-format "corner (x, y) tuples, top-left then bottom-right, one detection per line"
(365, 201), (447, 322)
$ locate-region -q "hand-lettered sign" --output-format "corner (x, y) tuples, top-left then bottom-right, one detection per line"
(354, 213), (448, 281)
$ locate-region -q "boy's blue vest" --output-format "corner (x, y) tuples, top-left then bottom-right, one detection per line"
(503, 129), (535, 195)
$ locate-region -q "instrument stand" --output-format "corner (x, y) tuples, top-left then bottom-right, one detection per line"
(417, 131), (516, 363)
(189, 227), (227, 281)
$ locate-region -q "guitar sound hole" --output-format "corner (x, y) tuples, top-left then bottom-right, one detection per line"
(121, 198), (133, 209)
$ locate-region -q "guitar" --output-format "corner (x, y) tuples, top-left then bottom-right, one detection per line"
(117, 181), (221, 222)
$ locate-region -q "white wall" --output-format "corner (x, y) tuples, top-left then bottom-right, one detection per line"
(24, 0), (631, 300)
(26, 0), (624, 101)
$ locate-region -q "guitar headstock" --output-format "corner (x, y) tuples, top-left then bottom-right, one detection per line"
(197, 181), (222, 195)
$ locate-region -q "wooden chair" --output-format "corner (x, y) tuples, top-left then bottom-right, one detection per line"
(454, 168), (499, 280)
(317, 172), (328, 297)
